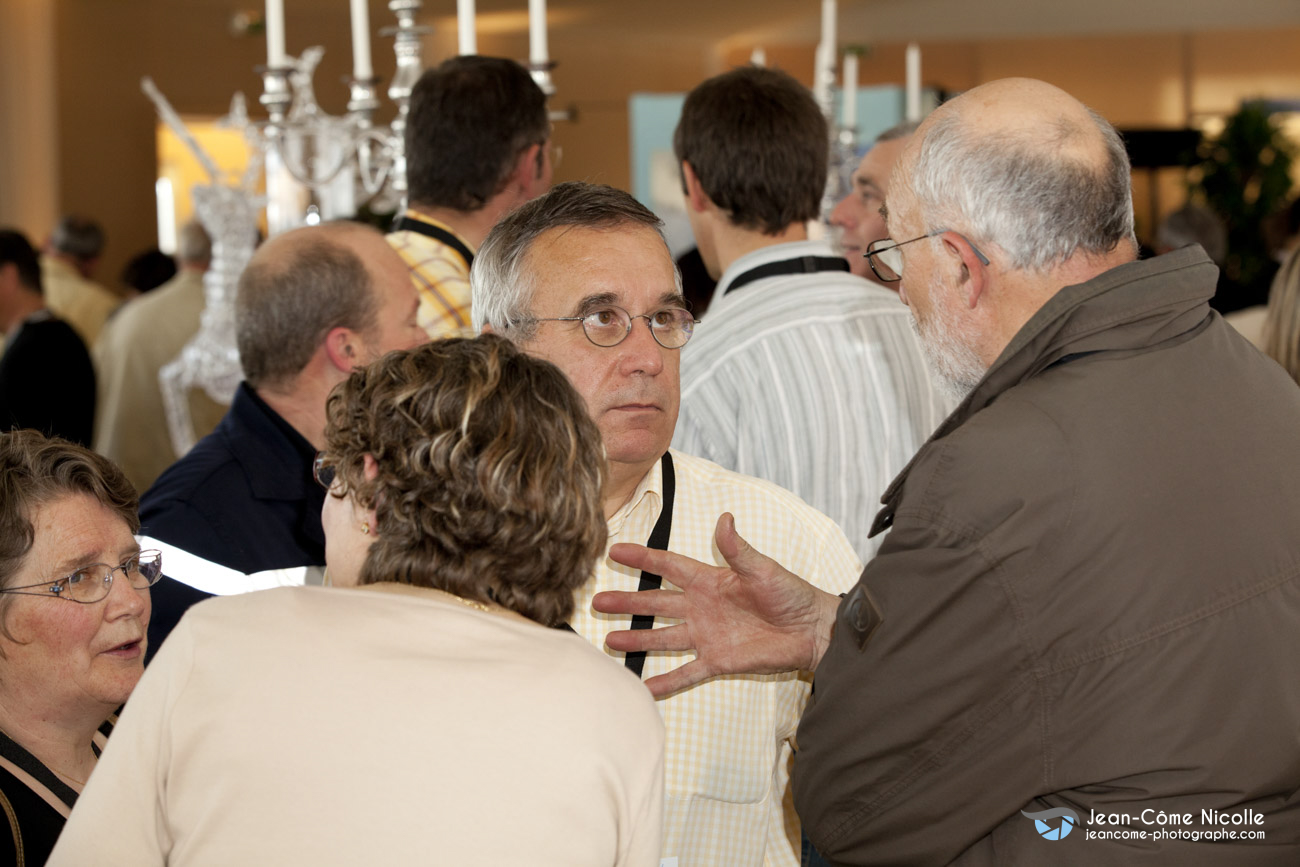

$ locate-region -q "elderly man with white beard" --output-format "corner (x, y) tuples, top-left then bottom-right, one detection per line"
(594, 77), (1300, 866)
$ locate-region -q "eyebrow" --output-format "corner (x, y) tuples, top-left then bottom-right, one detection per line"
(51, 544), (143, 578)
(574, 292), (620, 316)
(573, 291), (688, 316)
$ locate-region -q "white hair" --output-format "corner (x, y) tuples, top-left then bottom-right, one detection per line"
(908, 106), (1136, 272)
(910, 272), (987, 404)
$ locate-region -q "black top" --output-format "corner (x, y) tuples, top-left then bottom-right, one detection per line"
(0, 718), (113, 867)
(140, 382), (325, 656)
(0, 311), (95, 447)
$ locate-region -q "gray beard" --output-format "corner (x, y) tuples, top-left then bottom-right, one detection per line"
(909, 281), (986, 405)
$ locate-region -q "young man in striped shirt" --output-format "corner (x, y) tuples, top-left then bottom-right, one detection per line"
(671, 68), (948, 562)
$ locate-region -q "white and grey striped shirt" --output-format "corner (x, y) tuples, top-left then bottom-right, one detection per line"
(675, 241), (951, 561)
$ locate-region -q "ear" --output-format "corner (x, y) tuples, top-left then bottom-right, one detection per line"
(480, 321), (496, 335)
(942, 232), (990, 310)
(514, 142), (546, 197)
(363, 453), (379, 481)
(681, 162), (711, 214)
(323, 325), (360, 374)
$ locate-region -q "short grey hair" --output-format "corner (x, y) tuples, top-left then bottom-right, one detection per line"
(908, 106), (1136, 272)
(176, 220), (212, 265)
(50, 215), (105, 262)
(471, 181), (680, 340)
(876, 120), (920, 143)
(236, 222), (379, 389)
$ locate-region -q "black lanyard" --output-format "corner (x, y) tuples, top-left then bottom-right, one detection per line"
(391, 216), (475, 271)
(624, 451), (675, 679)
(722, 254), (849, 296)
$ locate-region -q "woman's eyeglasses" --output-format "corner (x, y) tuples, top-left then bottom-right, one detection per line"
(0, 550), (164, 604)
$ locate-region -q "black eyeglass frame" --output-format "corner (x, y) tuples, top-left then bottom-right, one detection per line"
(0, 550), (164, 604)
(864, 229), (991, 283)
(535, 305), (698, 350)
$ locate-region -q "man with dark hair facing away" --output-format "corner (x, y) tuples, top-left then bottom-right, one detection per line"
(0, 229), (96, 446)
(673, 68), (946, 561)
(388, 55), (553, 340)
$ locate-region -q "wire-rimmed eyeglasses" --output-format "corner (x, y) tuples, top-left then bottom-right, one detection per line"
(865, 230), (990, 282)
(0, 550), (163, 604)
(536, 305), (697, 349)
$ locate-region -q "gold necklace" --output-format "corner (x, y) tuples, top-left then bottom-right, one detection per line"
(434, 588), (493, 613)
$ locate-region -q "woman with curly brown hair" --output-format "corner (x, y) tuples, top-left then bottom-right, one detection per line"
(51, 336), (664, 867)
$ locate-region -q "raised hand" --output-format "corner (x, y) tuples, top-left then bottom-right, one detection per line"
(593, 512), (843, 697)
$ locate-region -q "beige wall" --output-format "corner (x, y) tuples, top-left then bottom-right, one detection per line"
(724, 28), (1300, 240)
(46, 0), (363, 294)
(5, 12), (1299, 285)
(0, 0), (59, 242)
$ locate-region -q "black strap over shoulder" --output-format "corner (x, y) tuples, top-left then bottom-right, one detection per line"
(0, 729), (78, 811)
(624, 452), (676, 679)
(391, 216), (475, 271)
(723, 255), (850, 296)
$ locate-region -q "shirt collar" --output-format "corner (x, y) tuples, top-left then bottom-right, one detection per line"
(606, 456), (665, 537)
(711, 239), (839, 304)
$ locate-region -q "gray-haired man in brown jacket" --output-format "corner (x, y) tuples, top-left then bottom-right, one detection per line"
(594, 77), (1300, 866)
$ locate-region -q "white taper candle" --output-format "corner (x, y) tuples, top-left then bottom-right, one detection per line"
(529, 0), (548, 65)
(842, 52), (858, 128)
(266, 0), (286, 67)
(350, 0), (373, 79)
(457, 0), (477, 56)
(906, 43), (922, 122)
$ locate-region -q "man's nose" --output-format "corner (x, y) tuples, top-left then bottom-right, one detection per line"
(830, 195), (854, 228)
(616, 318), (667, 376)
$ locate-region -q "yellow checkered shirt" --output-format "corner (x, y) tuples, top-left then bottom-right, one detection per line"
(573, 449), (863, 866)
(386, 211), (475, 340)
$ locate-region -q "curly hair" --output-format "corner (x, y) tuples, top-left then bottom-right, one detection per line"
(322, 335), (607, 626)
(0, 431), (139, 641)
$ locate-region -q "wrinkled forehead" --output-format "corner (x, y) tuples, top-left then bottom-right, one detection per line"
(525, 222), (677, 304)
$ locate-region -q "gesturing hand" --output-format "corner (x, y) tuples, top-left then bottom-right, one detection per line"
(592, 512), (842, 698)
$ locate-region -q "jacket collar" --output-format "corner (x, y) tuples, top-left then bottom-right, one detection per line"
(870, 246), (1219, 535)
(224, 382), (319, 502)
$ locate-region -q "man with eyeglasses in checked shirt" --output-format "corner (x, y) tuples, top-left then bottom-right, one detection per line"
(472, 180), (861, 867)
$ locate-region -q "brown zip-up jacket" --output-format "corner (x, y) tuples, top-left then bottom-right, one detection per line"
(794, 246), (1300, 865)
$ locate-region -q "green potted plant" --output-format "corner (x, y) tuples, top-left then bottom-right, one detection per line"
(1190, 101), (1296, 293)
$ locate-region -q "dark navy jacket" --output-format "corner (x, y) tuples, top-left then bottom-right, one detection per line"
(139, 382), (324, 657)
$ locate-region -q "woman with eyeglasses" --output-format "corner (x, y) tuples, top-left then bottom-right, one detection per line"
(0, 430), (160, 866)
(50, 335), (664, 867)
